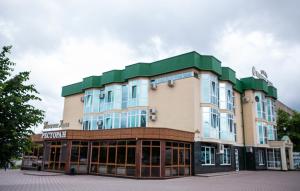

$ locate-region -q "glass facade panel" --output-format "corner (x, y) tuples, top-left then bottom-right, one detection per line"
(201, 74), (219, 106)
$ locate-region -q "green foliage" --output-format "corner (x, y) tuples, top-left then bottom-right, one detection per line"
(277, 109), (300, 151)
(0, 46), (44, 167)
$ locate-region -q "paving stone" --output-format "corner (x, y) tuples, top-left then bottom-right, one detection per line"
(0, 170), (299, 191)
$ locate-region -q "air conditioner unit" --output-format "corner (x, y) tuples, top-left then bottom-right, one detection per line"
(80, 96), (84, 102)
(150, 115), (157, 121)
(78, 118), (83, 124)
(193, 72), (199, 79)
(149, 108), (157, 114)
(99, 93), (105, 99)
(246, 146), (253, 153)
(168, 79), (175, 87)
(242, 96), (250, 103)
(218, 144), (225, 154)
(97, 121), (103, 129)
(151, 83), (157, 90)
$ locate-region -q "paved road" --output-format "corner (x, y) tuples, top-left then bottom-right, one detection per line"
(0, 170), (299, 191)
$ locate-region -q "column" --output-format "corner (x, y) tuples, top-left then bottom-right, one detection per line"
(288, 148), (295, 170)
(280, 146), (287, 171)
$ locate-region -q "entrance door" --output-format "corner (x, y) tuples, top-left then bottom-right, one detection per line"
(49, 146), (61, 171)
(235, 149), (239, 171)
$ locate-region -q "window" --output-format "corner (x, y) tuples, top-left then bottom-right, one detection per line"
(220, 148), (231, 165)
(255, 92), (267, 120)
(131, 85), (137, 99)
(201, 74), (219, 105)
(202, 107), (219, 139)
(165, 142), (191, 177)
(228, 114), (233, 133)
(141, 141), (161, 177)
(257, 122), (268, 144)
(267, 148), (281, 168)
(152, 71), (194, 85)
(201, 146), (215, 165)
(122, 85), (128, 109)
(43, 141), (66, 171)
(90, 140), (136, 176)
(70, 141), (89, 173)
(107, 91), (113, 103)
(258, 150), (265, 165)
(211, 108), (219, 129)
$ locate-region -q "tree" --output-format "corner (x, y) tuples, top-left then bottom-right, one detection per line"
(0, 46), (44, 167)
(277, 109), (300, 152)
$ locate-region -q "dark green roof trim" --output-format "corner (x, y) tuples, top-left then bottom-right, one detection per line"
(61, 82), (83, 97)
(219, 67), (236, 84)
(240, 77), (268, 93)
(239, 77), (277, 99)
(233, 79), (243, 93)
(267, 86), (278, 99)
(62, 51), (224, 97)
(61, 52), (278, 99)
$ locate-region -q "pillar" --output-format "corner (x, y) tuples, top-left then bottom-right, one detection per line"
(280, 146), (287, 171)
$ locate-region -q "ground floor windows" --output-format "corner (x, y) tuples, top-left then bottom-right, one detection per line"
(141, 141), (161, 177)
(43, 141), (67, 171)
(258, 149), (265, 165)
(267, 148), (281, 168)
(70, 141), (89, 173)
(220, 147), (231, 165)
(165, 142), (191, 177)
(201, 146), (215, 165)
(90, 140), (136, 177)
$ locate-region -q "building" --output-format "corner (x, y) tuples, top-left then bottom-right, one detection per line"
(22, 51), (294, 178)
(275, 100), (295, 116)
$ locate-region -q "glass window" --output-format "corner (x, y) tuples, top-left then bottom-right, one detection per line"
(132, 85), (137, 99)
(108, 147), (116, 163)
(121, 112), (127, 128)
(107, 91), (113, 103)
(220, 148), (231, 165)
(127, 147), (136, 164)
(257, 122), (268, 144)
(201, 146), (215, 165)
(258, 150), (265, 165)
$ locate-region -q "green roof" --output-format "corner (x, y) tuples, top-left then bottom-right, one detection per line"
(62, 51), (222, 96)
(61, 51), (277, 99)
(238, 77), (277, 99)
(219, 67), (236, 84)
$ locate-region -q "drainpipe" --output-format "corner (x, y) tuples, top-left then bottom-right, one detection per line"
(240, 93), (247, 170)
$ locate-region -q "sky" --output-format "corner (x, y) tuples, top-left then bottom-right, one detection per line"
(0, 0), (300, 133)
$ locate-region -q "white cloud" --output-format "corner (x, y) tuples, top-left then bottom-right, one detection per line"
(13, 34), (188, 133)
(213, 25), (300, 110)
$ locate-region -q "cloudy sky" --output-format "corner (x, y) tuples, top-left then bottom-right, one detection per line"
(1, 0), (299, 133)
